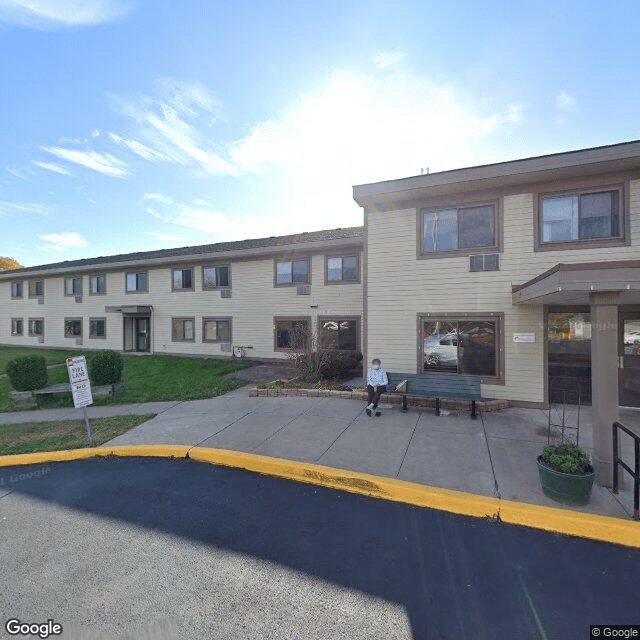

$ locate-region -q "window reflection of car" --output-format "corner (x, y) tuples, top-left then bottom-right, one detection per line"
(624, 331), (640, 355)
(423, 334), (460, 367)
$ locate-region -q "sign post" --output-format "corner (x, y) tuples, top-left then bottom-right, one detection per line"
(66, 356), (94, 446)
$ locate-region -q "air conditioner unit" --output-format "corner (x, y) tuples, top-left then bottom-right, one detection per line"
(75, 294), (83, 303)
(469, 253), (499, 272)
(220, 288), (232, 299)
(296, 284), (311, 295)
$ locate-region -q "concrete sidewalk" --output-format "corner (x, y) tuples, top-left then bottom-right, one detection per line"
(2, 388), (639, 520)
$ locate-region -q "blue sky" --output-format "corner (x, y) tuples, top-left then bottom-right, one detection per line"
(1, 0), (639, 267)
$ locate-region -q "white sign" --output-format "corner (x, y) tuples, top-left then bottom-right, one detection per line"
(66, 356), (93, 408)
(513, 333), (536, 343)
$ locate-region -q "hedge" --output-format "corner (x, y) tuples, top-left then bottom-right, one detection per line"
(6, 355), (48, 391)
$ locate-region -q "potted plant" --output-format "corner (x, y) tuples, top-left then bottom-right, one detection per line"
(537, 442), (595, 505)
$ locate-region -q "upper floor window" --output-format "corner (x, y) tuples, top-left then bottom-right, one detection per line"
(202, 265), (230, 289)
(172, 268), (193, 291)
(420, 204), (496, 256)
(64, 276), (82, 296)
(541, 189), (620, 244)
(90, 275), (106, 295)
(276, 259), (310, 285)
(11, 282), (23, 299)
(126, 271), (148, 293)
(28, 280), (44, 298)
(326, 255), (359, 283)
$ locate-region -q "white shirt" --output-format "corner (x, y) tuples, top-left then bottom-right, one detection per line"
(367, 366), (388, 387)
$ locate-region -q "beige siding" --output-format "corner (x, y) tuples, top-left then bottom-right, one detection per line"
(366, 179), (640, 404)
(0, 253), (363, 360)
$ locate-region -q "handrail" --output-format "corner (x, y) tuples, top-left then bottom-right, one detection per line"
(612, 421), (640, 520)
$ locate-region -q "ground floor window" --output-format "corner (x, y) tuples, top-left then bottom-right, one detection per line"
(172, 317), (195, 342)
(319, 317), (359, 350)
(421, 315), (502, 381)
(28, 318), (44, 337)
(89, 318), (106, 339)
(64, 318), (82, 337)
(11, 318), (23, 336)
(275, 318), (310, 350)
(203, 317), (231, 342)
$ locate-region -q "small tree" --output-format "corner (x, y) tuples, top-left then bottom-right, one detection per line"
(0, 257), (23, 271)
(6, 356), (48, 391)
(284, 323), (331, 382)
(88, 350), (124, 385)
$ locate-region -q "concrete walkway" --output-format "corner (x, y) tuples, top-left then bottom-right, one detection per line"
(2, 389), (639, 520)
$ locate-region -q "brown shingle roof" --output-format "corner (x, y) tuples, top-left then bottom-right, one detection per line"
(2, 226), (364, 275)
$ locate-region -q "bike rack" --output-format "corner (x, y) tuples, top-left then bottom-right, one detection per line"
(612, 421), (640, 520)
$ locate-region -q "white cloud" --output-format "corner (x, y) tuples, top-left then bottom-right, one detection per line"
(6, 167), (31, 180)
(109, 133), (168, 161)
(146, 231), (188, 244)
(371, 50), (407, 69)
(32, 160), (71, 175)
(113, 80), (236, 176)
(41, 146), (128, 178)
(0, 0), (130, 28)
(38, 232), (88, 251)
(555, 91), (577, 112)
(0, 200), (53, 215)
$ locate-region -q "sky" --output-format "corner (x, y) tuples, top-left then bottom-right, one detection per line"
(1, 0), (639, 267)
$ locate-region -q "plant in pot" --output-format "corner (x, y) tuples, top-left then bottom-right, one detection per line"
(537, 442), (595, 505)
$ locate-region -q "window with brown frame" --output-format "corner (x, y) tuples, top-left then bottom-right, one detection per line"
(126, 271), (148, 293)
(11, 318), (23, 336)
(420, 314), (503, 382)
(28, 280), (44, 298)
(64, 318), (82, 338)
(540, 188), (622, 245)
(64, 276), (82, 296)
(274, 318), (310, 350)
(420, 203), (497, 256)
(90, 275), (106, 295)
(172, 268), (193, 291)
(28, 318), (44, 337)
(202, 317), (231, 342)
(11, 282), (23, 299)
(319, 317), (359, 350)
(172, 317), (195, 342)
(89, 318), (106, 339)
(326, 255), (359, 283)
(202, 265), (230, 289)
(275, 259), (310, 285)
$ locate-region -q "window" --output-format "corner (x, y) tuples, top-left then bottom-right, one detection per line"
(541, 189), (620, 244)
(275, 318), (310, 350)
(326, 255), (359, 283)
(28, 280), (44, 298)
(320, 317), (359, 350)
(28, 318), (44, 337)
(64, 276), (82, 296)
(421, 315), (502, 382)
(126, 272), (148, 292)
(202, 265), (230, 289)
(11, 282), (23, 299)
(11, 318), (23, 336)
(172, 317), (195, 342)
(202, 317), (231, 342)
(89, 318), (106, 339)
(64, 318), (82, 337)
(275, 259), (310, 285)
(172, 268), (193, 291)
(421, 204), (496, 255)
(90, 275), (106, 295)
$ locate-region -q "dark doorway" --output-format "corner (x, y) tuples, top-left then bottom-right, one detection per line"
(620, 311), (640, 407)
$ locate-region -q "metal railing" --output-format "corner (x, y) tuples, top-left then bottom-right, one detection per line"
(612, 421), (640, 520)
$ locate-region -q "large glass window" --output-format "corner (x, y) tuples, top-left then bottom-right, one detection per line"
(203, 318), (231, 342)
(126, 272), (148, 292)
(28, 280), (43, 298)
(172, 318), (195, 342)
(276, 259), (309, 285)
(541, 190), (619, 243)
(11, 282), (23, 298)
(64, 276), (82, 296)
(90, 275), (106, 294)
(422, 318), (498, 377)
(320, 318), (358, 350)
(202, 265), (230, 289)
(326, 256), (358, 283)
(64, 318), (82, 337)
(172, 268), (193, 291)
(275, 319), (309, 349)
(89, 318), (106, 339)
(422, 205), (495, 253)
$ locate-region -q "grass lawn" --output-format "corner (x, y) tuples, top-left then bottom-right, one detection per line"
(0, 414), (156, 455)
(0, 348), (248, 412)
(0, 346), (81, 373)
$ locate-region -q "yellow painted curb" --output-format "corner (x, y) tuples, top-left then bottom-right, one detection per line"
(1, 445), (639, 549)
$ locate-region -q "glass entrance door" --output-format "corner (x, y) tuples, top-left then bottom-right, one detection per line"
(620, 315), (640, 407)
(136, 317), (150, 352)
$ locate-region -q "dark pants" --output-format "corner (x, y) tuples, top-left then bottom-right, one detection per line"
(367, 384), (387, 409)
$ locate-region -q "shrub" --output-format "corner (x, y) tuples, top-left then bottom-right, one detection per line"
(89, 350), (124, 386)
(541, 443), (593, 475)
(319, 350), (363, 379)
(6, 355), (48, 391)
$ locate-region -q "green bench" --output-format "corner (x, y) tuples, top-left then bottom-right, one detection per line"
(385, 372), (482, 419)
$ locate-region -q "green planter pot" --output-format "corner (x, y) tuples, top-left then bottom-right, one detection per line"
(536, 456), (595, 505)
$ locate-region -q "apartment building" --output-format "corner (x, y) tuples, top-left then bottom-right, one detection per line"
(0, 227), (364, 360)
(354, 139), (640, 484)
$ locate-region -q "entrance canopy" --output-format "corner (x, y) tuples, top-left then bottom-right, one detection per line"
(512, 260), (640, 306)
(105, 305), (153, 314)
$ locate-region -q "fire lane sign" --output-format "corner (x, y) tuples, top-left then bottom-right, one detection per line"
(66, 356), (93, 408)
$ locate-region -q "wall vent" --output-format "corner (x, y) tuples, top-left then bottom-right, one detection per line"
(469, 253), (500, 272)
(296, 284), (311, 295)
(37, 296), (45, 305)
(75, 338), (83, 346)
(75, 294), (83, 303)
(37, 336), (44, 343)
(219, 342), (231, 352)
(220, 288), (232, 299)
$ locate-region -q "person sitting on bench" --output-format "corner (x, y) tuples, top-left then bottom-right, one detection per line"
(366, 358), (388, 417)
